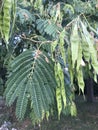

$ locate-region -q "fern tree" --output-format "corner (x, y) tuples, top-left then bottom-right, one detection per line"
(0, 0), (98, 125)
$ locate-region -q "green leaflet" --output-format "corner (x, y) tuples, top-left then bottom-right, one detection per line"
(70, 21), (79, 68)
(44, 23), (58, 37)
(36, 19), (46, 35)
(5, 69), (31, 105)
(35, 66), (54, 105)
(30, 77), (44, 120)
(17, 9), (33, 24)
(36, 18), (61, 38)
(30, 109), (40, 125)
(16, 81), (28, 120)
(30, 110), (44, 125)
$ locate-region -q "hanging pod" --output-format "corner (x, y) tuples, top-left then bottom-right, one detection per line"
(70, 20), (80, 68)
(80, 21), (98, 74)
(3, 0), (12, 43)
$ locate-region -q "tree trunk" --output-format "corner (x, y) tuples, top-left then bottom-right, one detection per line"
(85, 77), (94, 102)
(0, 96), (5, 107)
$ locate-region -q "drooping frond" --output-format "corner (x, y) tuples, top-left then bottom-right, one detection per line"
(16, 8), (34, 24)
(4, 49), (56, 122)
(36, 18), (61, 38)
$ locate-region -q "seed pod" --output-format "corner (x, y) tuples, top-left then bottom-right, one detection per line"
(70, 102), (77, 116)
(77, 67), (84, 93)
(70, 21), (80, 68)
(56, 87), (62, 119)
(2, 0), (11, 42)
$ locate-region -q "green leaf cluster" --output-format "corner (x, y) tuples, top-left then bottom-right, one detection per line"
(1, 0), (98, 126)
(4, 49), (56, 123)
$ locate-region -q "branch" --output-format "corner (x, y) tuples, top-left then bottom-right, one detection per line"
(20, 35), (53, 44)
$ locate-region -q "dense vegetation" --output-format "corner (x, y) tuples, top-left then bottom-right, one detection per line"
(0, 0), (98, 125)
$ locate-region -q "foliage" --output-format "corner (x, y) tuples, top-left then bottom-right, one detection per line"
(0, 0), (98, 125)
(4, 49), (57, 121)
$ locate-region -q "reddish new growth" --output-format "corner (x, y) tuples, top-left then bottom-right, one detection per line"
(34, 50), (49, 63)
(34, 50), (42, 59)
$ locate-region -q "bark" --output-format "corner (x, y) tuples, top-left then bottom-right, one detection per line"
(0, 96), (5, 107)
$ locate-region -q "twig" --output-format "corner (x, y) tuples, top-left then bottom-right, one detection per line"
(65, 19), (75, 29)
(20, 35), (53, 44)
(65, 13), (84, 30)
